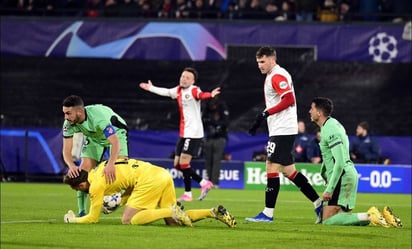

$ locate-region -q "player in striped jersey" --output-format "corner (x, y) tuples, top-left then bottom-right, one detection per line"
(139, 67), (220, 202)
(246, 46), (323, 223)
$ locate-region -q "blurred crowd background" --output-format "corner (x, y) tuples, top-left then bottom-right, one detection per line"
(1, 0), (411, 23)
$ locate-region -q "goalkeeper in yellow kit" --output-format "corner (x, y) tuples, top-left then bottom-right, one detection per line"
(63, 158), (236, 227)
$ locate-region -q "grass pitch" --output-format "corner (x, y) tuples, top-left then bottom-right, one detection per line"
(1, 182), (410, 249)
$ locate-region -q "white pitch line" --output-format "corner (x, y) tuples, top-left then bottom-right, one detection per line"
(1, 216), (122, 224)
(1, 219), (57, 224)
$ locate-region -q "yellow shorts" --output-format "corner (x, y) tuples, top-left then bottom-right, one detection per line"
(126, 167), (176, 209)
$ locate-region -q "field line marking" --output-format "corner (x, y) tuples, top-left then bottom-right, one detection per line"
(1, 216), (122, 224)
(1, 219), (57, 224)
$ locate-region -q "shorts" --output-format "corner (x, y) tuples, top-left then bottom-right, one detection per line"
(266, 135), (295, 166)
(81, 129), (128, 162)
(126, 167), (177, 209)
(325, 167), (358, 210)
(175, 138), (202, 157)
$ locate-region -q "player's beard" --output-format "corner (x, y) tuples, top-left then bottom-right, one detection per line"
(68, 115), (81, 125)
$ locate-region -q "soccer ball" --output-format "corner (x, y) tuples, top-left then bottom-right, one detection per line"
(368, 32), (398, 63)
(102, 192), (122, 214)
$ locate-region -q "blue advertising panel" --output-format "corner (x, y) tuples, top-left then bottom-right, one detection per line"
(0, 129), (64, 174)
(356, 164), (411, 194)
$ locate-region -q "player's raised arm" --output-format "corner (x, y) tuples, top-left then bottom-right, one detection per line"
(139, 80), (173, 97)
(139, 80), (153, 91)
(211, 87), (221, 98)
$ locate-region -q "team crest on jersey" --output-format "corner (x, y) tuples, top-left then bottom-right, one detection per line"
(185, 93), (191, 99)
(279, 81), (288, 89)
(105, 127), (114, 134)
(63, 125), (68, 133)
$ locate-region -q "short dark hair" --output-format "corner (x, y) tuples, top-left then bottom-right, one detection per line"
(63, 170), (89, 187)
(312, 97), (333, 117)
(256, 46), (276, 58)
(63, 95), (84, 108)
(358, 121), (369, 131)
(183, 67), (198, 82)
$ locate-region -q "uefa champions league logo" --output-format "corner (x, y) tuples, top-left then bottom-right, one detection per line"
(368, 32), (398, 63)
(45, 21), (226, 61)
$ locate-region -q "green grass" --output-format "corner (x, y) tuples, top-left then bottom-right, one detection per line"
(1, 182), (411, 249)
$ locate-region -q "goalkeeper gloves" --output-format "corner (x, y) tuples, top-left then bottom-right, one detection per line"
(64, 210), (76, 223)
(101, 206), (119, 214)
(248, 111), (269, 136)
(102, 206), (113, 214)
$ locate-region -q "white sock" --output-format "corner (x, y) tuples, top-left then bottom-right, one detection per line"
(199, 179), (207, 186)
(184, 191), (192, 197)
(263, 208), (274, 218)
(357, 212), (369, 222)
(313, 198), (322, 208)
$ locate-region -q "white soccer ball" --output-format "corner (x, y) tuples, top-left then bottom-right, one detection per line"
(102, 192), (122, 213)
(368, 32), (398, 63)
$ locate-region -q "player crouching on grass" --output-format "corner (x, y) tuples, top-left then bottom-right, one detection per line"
(63, 158), (236, 228)
(309, 97), (402, 228)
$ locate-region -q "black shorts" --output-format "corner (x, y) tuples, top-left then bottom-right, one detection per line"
(266, 135), (295, 165)
(175, 138), (203, 157)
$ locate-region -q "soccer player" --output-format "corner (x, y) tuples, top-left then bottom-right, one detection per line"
(62, 95), (129, 217)
(246, 46), (323, 223)
(63, 158), (237, 228)
(139, 67), (219, 202)
(309, 97), (402, 227)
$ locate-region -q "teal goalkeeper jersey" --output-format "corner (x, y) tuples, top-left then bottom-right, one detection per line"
(62, 104), (127, 146)
(319, 117), (357, 194)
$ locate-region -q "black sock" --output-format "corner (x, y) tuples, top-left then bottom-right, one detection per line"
(265, 177), (280, 208)
(291, 172), (319, 202)
(190, 168), (203, 183)
(182, 168), (192, 192)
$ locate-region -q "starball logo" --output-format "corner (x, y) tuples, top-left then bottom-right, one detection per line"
(45, 21), (226, 61)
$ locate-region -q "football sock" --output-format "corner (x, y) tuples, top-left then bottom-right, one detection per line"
(263, 208), (274, 218)
(182, 168), (192, 192)
(313, 198), (322, 208)
(322, 212), (369, 226)
(84, 192), (89, 213)
(357, 212), (371, 226)
(200, 179), (210, 186)
(265, 173), (280, 210)
(289, 171), (320, 202)
(185, 209), (213, 222)
(130, 208), (172, 225)
(190, 168), (203, 183)
(77, 190), (86, 214)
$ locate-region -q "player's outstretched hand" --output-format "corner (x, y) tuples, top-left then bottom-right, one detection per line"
(102, 206), (114, 215)
(64, 210), (76, 223)
(139, 80), (152, 91)
(211, 87), (221, 98)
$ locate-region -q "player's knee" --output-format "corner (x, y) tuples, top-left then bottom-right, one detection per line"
(284, 169), (299, 179)
(121, 219), (131, 224)
(121, 215), (132, 224)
